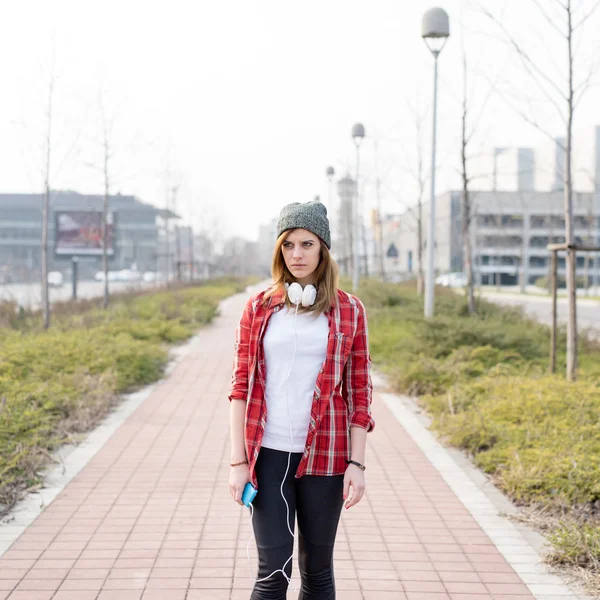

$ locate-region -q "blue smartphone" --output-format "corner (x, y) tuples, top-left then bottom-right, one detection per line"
(242, 482), (257, 507)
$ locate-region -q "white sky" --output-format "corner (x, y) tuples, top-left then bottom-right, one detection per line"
(2, 0), (600, 241)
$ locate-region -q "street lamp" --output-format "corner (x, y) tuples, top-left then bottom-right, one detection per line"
(422, 7), (450, 318)
(351, 123), (365, 293)
(326, 166), (335, 210)
(326, 166), (336, 246)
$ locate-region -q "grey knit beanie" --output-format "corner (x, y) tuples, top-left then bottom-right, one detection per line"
(277, 200), (331, 249)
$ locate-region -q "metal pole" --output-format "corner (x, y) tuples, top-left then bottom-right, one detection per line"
(352, 144), (361, 292)
(550, 249), (558, 373)
(189, 227), (194, 282)
(71, 256), (78, 301)
(424, 52), (439, 318)
(175, 225), (182, 281)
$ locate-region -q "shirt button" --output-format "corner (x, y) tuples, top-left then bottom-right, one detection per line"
(319, 368), (324, 374)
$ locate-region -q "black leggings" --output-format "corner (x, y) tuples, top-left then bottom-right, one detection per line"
(250, 447), (345, 600)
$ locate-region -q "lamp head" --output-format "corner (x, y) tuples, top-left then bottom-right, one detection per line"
(422, 8), (450, 55)
(352, 123), (365, 146)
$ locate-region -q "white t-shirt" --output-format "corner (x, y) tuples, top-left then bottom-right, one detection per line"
(261, 306), (329, 452)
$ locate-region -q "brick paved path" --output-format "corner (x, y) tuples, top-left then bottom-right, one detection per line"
(0, 290), (545, 599)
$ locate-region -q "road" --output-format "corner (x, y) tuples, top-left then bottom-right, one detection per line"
(0, 280), (158, 310)
(481, 291), (599, 339)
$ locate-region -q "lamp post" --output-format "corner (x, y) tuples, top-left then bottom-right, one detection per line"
(326, 166), (335, 210)
(351, 124), (365, 293)
(326, 166), (335, 248)
(422, 8), (450, 318)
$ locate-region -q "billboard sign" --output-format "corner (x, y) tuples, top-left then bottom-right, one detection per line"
(55, 211), (116, 256)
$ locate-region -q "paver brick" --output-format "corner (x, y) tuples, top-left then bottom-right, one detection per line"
(0, 291), (571, 599)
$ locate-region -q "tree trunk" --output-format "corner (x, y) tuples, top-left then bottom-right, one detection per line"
(565, 0), (577, 381)
(41, 80), (53, 330)
(462, 193), (476, 314)
(362, 221), (369, 279)
(461, 52), (476, 314)
(417, 199), (424, 295)
(189, 228), (194, 281)
(175, 225), (182, 281)
(520, 238), (527, 293)
(376, 179), (385, 281)
(102, 153), (109, 309)
(41, 186), (50, 329)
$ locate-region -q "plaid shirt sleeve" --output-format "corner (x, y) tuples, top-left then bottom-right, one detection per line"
(228, 296), (254, 402)
(342, 297), (375, 432)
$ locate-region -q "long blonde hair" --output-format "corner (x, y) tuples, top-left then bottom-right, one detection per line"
(263, 230), (339, 314)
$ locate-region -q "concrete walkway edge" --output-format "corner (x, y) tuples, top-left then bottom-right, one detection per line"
(377, 376), (592, 600)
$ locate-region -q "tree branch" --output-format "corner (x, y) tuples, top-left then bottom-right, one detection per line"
(529, 0), (568, 36)
(479, 70), (565, 147)
(573, 50), (600, 105)
(573, 0), (600, 29)
(479, 3), (569, 105)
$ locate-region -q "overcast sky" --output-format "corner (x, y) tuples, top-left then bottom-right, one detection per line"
(2, 0), (600, 241)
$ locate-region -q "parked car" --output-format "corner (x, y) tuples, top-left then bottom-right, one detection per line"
(142, 271), (158, 283)
(47, 271), (64, 288)
(117, 269), (142, 282)
(436, 272), (467, 288)
(94, 270), (120, 282)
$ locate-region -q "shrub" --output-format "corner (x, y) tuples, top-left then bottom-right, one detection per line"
(359, 277), (600, 581)
(535, 275), (586, 289)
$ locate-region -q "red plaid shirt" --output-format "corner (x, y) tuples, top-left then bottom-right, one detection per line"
(229, 286), (375, 489)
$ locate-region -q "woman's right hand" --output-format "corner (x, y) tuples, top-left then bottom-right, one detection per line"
(229, 464), (251, 506)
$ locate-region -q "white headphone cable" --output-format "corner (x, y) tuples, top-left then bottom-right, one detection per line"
(246, 300), (300, 589)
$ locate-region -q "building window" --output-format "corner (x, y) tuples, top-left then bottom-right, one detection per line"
(529, 257), (547, 268)
(479, 235), (523, 248)
(530, 215), (565, 229)
(501, 215), (524, 227)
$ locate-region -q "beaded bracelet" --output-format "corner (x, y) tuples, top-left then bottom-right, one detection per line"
(230, 460), (248, 467)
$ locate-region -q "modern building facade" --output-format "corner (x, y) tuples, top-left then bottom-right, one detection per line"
(382, 125), (600, 286)
(0, 191), (175, 282)
(383, 190), (600, 286)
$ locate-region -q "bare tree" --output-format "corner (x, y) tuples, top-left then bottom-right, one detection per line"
(480, 0), (600, 380)
(41, 76), (54, 329)
(100, 98), (112, 308)
(82, 93), (115, 308)
(461, 47), (477, 314)
(396, 102), (428, 295)
(374, 141), (386, 280)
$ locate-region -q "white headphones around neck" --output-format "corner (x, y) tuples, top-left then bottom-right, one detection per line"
(285, 282), (317, 307)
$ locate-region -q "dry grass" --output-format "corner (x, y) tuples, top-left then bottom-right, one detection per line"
(511, 505), (600, 596)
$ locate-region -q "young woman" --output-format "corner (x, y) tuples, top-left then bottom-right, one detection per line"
(228, 200), (375, 600)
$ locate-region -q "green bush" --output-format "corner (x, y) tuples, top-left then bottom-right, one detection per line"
(422, 375), (600, 506)
(358, 278), (600, 575)
(535, 275), (587, 289)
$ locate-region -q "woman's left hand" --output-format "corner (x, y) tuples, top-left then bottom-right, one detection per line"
(343, 464), (366, 509)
